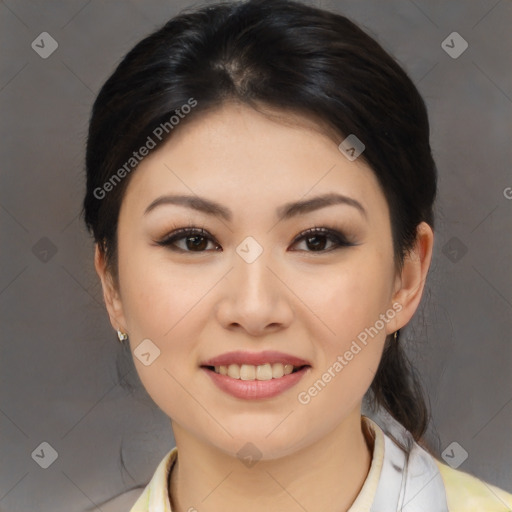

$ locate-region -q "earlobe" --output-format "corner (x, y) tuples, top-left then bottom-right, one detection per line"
(390, 222), (434, 332)
(94, 243), (127, 333)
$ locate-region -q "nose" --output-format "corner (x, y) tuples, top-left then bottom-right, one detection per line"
(215, 243), (294, 336)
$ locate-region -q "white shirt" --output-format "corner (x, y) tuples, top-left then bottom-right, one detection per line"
(122, 415), (512, 511)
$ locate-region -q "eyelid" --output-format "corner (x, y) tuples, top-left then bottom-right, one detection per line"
(291, 225), (355, 246)
(157, 226), (219, 250)
(155, 224), (358, 252)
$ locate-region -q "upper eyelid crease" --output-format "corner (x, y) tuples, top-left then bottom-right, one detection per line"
(143, 193), (367, 221)
(156, 226), (356, 252)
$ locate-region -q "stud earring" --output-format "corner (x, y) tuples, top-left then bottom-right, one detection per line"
(117, 329), (128, 342)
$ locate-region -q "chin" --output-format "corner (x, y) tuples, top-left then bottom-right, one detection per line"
(211, 429), (307, 462)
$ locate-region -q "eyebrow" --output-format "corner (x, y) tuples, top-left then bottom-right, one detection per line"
(143, 192), (367, 221)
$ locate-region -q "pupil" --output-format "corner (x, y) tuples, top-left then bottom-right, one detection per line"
(188, 236), (206, 250)
(308, 235), (325, 251)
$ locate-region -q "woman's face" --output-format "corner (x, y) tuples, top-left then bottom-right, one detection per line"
(102, 102), (416, 459)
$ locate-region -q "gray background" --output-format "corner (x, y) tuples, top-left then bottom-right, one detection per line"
(1, 0), (511, 511)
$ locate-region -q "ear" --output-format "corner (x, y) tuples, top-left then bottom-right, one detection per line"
(388, 222), (434, 333)
(94, 243), (128, 334)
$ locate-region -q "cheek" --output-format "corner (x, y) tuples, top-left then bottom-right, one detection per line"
(118, 245), (213, 380)
(296, 248), (393, 402)
(306, 252), (393, 338)
(119, 250), (207, 416)
(295, 263), (390, 421)
(118, 243), (202, 337)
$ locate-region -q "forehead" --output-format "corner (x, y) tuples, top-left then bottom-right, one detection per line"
(120, 102), (388, 224)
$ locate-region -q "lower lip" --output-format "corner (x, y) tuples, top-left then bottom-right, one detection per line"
(201, 366), (311, 400)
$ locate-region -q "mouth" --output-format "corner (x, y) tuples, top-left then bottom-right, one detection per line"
(201, 363), (311, 400)
(200, 363), (311, 380)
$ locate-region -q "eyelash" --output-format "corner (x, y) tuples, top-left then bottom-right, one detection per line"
(155, 224), (357, 254)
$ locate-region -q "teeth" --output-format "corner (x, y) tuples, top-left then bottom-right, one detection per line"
(213, 363), (298, 380)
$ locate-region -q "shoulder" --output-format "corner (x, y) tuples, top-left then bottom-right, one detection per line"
(129, 486), (150, 512)
(99, 488), (147, 512)
(129, 447), (177, 511)
(434, 458), (512, 511)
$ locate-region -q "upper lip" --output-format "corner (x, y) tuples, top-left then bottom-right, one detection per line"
(200, 350), (311, 368)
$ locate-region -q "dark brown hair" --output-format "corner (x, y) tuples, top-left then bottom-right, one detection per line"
(82, 0), (436, 443)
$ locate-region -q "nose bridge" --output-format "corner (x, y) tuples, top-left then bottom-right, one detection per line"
(214, 232), (295, 334)
(233, 234), (274, 301)
(222, 232), (292, 328)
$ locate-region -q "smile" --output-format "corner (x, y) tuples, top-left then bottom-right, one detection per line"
(204, 363), (308, 380)
(201, 364), (311, 399)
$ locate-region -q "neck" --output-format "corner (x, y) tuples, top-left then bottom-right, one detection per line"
(169, 408), (374, 512)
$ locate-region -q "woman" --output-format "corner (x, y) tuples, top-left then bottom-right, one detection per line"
(82, 0), (512, 510)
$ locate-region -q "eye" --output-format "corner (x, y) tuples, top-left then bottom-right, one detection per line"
(290, 226), (356, 252)
(156, 225), (356, 253)
(156, 227), (220, 252)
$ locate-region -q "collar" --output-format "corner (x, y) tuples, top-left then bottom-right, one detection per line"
(133, 415), (448, 512)
(364, 416), (449, 512)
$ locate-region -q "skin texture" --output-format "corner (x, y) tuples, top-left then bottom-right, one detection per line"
(95, 101), (434, 512)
